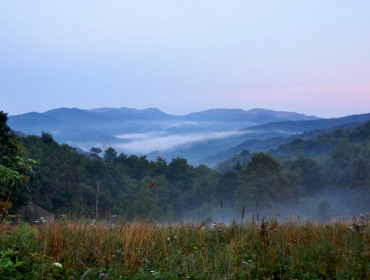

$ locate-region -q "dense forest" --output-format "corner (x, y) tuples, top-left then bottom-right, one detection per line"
(1, 111), (369, 222)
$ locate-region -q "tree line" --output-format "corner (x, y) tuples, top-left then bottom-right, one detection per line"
(1, 111), (369, 221)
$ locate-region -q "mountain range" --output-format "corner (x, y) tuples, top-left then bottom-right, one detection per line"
(9, 107), (317, 125)
(7, 107), (370, 166)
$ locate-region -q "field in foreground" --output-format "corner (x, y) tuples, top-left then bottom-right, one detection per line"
(0, 218), (369, 279)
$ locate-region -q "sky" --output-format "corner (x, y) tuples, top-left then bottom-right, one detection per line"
(1, 0), (369, 118)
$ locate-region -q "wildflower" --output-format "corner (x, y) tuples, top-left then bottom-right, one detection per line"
(97, 272), (106, 278)
(52, 262), (63, 269)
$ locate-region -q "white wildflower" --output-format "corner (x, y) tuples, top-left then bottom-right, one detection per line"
(52, 262), (63, 269)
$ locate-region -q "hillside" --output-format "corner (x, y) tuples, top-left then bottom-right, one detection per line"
(150, 116), (370, 166)
(242, 113), (370, 133)
(205, 121), (368, 166)
(2, 109), (369, 224)
(8, 108), (370, 167)
(217, 121), (370, 171)
(272, 121), (370, 158)
(7, 107), (318, 159)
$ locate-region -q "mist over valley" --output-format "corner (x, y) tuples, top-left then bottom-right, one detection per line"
(8, 107), (317, 163)
(1, 1), (370, 278)
(8, 107), (370, 166)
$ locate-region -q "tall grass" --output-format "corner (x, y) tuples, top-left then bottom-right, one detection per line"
(0, 217), (369, 279)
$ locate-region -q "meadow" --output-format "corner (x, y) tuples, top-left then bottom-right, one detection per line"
(0, 216), (369, 280)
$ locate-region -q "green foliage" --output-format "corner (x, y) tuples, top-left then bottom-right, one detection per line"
(236, 153), (294, 209)
(215, 170), (239, 205)
(351, 157), (370, 189)
(288, 157), (326, 195)
(4, 120), (367, 220)
(0, 111), (34, 218)
(20, 134), (220, 220)
(217, 150), (251, 172)
(0, 224), (64, 279)
(89, 147), (102, 159)
(103, 147), (117, 162)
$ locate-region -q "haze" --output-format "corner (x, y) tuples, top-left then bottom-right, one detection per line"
(1, 0), (370, 117)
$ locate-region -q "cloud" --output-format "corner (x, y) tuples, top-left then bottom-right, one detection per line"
(113, 131), (245, 154)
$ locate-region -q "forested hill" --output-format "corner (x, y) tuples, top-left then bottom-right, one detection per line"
(147, 113), (370, 166)
(1, 109), (368, 221)
(204, 121), (367, 165)
(18, 123), (370, 221)
(272, 121), (370, 158)
(7, 107), (319, 166)
(21, 133), (220, 220)
(241, 112), (370, 133)
(218, 121), (370, 171)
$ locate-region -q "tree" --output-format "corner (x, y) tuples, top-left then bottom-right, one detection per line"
(290, 157), (325, 195)
(215, 170), (239, 205)
(149, 157), (167, 176)
(351, 157), (370, 213)
(329, 140), (354, 170)
(167, 158), (196, 192)
(104, 147), (117, 162)
(351, 158), (369, 189)
(234, 162), (242, 173)
(41, 132), (54, 144)
(236, 153), (294, 209)
(327, 140), (355, 189)
(0, 111), (33, 219)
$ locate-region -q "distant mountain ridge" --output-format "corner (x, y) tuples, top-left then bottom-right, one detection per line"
(241, 113), (370, 132)
(183, 108), (318, 122)
(86, 107), (177, 121)
(6, 106), (370, 167)
(7, 106), (318, 159)
(9, 107), (318, 124)
(8, 107), (319, 137)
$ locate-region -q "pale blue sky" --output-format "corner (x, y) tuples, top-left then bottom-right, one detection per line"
(1, 0), (369, 117)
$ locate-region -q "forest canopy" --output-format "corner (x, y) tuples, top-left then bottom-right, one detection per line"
(1, 112), (369, 221)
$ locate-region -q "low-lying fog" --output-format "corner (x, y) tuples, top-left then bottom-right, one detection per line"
(114, 131), (246, 154)
(68, 120), (255, 156)
(69, 130), (248, 155)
